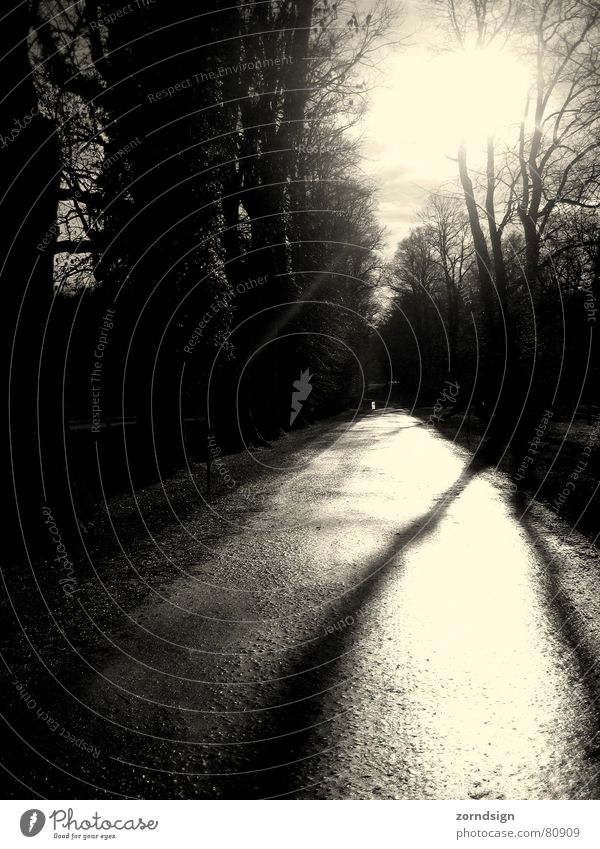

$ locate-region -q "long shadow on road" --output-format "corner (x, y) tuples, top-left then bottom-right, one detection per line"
(510, 489), (600, 798)
(237, 463), (485, 799)
(236, 452), (600, 800)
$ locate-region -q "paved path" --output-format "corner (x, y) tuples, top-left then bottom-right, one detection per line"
(85, 410), (600, 799)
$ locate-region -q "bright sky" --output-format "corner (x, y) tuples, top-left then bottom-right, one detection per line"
(360, 0), (530, 255)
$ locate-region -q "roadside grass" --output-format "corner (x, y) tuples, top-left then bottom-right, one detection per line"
(413, 404), (599, 544)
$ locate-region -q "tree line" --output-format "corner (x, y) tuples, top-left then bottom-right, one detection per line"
(5, 0), (398, 534)
(380, 0), (600, 459)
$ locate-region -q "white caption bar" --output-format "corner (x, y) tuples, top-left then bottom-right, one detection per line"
(1, 799), (599, 848)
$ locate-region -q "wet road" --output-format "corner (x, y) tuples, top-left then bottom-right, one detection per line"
(87, 410), (600, 799)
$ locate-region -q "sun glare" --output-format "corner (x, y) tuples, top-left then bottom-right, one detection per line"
(363, 43), (532, 250)
(368, 44), (531, 167)
(436, 46), (530, 143)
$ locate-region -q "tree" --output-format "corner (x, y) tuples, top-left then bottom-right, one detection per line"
(20, 0), (400, 494)
(437, 0), (600, 449)
(420, 195), (473, 383)
(3, 2), (61, 545)
(385, 227), (447, 396)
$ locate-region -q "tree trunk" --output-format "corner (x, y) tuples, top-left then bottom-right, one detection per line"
(2, 3), (61, 552)
(458, 139), (495, 334)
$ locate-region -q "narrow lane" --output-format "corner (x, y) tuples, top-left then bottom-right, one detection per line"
(88, 411), (600, 799)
